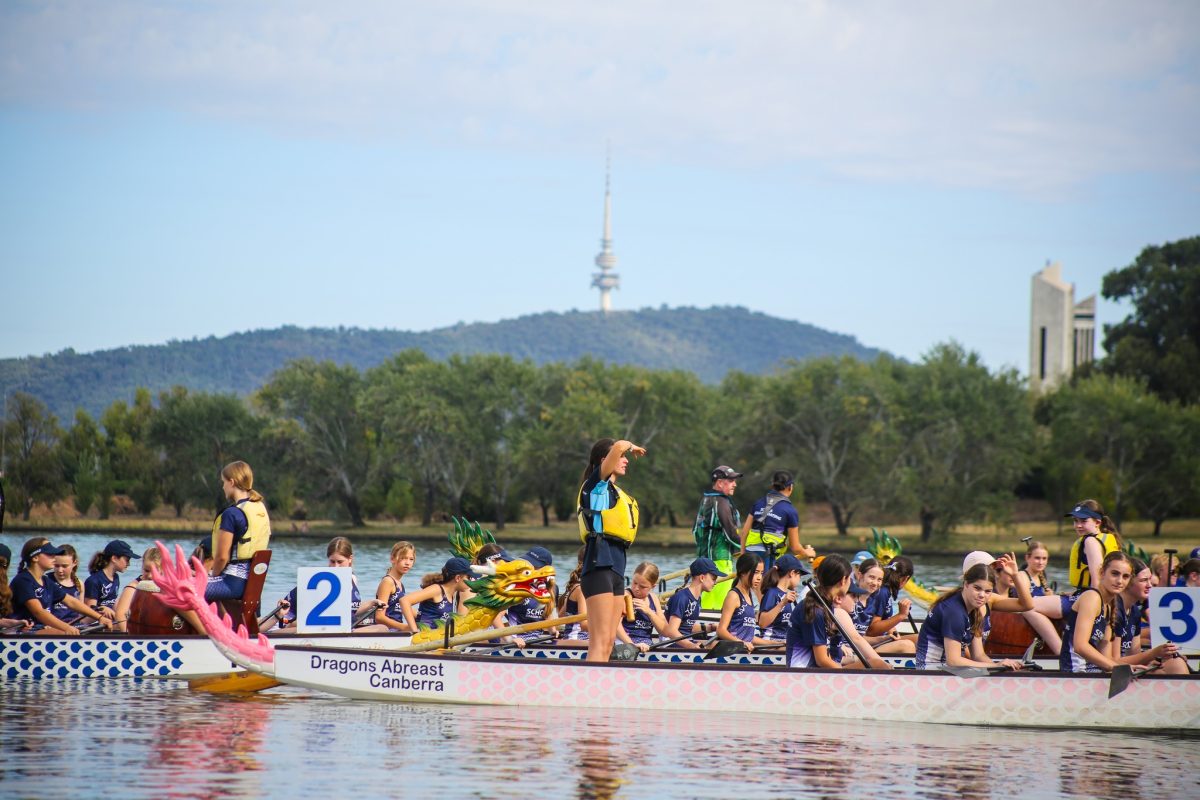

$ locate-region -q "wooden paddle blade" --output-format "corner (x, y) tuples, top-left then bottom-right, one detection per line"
(704, 640), (747, 660)
(1108, 665), (1134, 699)
(189, 671), (281, 693)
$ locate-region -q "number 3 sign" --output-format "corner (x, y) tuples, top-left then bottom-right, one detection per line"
(297, 567), (353, 634)
(1149, 587), (1200, 654)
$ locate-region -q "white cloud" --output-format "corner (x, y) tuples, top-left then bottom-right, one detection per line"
(2, 0), (1197, 192)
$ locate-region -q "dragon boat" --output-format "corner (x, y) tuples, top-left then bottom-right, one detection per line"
(146, 542), (1200, 731)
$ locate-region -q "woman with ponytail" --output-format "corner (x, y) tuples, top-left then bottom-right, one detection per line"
(206, 460), (271, 602)
(400, 557), (472, 632)
(8, 538), (112, 634)
(577, 437), (646, 663)
(786, 554), (853, 669)
(1112, 557), (1187, 674)
(1060, 551), (1136, 673)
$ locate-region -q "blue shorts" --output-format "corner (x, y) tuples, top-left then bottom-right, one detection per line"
(205, 574), (247, 601)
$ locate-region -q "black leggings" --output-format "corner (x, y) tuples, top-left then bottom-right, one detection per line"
(581, 568), (624, 598)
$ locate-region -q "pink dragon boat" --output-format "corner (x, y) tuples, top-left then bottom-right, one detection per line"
(149, 543), (1200, 731)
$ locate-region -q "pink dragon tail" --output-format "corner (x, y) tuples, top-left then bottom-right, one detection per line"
(150, 541), (276, 672)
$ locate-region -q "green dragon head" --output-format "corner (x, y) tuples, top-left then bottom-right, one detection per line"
(868, 527), (902, 566)
(448, 517), (498, 562)
(1124, 539), (1150, 565)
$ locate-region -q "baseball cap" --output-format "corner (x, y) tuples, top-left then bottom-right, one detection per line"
(710, 465), (743, 481)
(1190, 547), (1200, 561)
(30, 541), (67, 559)
(1065, 503), (1103, 521)
(103, 539), (140, 559)
(0, 543), (11, 564)
(444, 556), (473, 577)
(689, 557), (726, 578)
(774, 554), (810, 575)
(523, 546), (553, 569)
(851, 551), (872, 568)
(962, 550), (996, 574)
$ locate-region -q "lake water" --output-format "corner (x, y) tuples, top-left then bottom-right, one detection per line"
(3, 532), (1193, 800)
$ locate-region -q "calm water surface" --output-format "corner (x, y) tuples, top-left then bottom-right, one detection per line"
(3, 532), (1190, 800)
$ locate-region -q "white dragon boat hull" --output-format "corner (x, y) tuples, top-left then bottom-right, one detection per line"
(266, 643), (1200, 731)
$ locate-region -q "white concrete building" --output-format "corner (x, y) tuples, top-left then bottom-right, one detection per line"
(1029, 261), (1096, 392)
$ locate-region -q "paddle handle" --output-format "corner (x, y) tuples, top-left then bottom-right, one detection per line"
(401, 612), (586, 653)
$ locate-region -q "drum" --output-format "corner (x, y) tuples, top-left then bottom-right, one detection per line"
(128, 586), (197, 635)
(986, 610), (1058, 658)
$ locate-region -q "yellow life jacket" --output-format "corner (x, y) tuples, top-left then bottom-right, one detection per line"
(578, 480), (639, 545)
(744, 493), (789, 555)
(211, 498), (272, 563)
(1068, 532), (1118, 591)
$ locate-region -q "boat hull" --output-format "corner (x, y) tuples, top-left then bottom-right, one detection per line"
(273, 644), (1200, 731)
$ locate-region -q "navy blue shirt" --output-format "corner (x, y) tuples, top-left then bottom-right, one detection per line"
(759, 586), (797, 640)
(382, 575), (407, 624)
(50, 580), (83, 623)
(665, 586), (703, 637)
(10, 570), (68, 624)
(915, 593), (974, 670)
(621, 593), (661, 645)
(1114, 596), (1145, 658)
(84, 570), (119, 611)
(508, 596), (550, 629)
(747, 494), (800, 537)
(868, 585), (897, 623)
(417, 586), (454, 629)
(786, 604), (843, 668)
(1060, 589), (1110, 674)
(580, 468), (628, 578)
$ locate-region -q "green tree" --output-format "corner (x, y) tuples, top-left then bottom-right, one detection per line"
(3, 392), (67, 519)
(257, 360), (377, 527)
(742, 357), (903, 536)
(101, 389), (159, 515)
(1101, 236), (1200, 404)
(59, 409), (105, 516)
(897, 344), (1035, 540)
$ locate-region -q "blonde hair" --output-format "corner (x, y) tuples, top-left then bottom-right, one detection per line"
(221, 460), (264, 503)
(633, 561), (660, 585)
(390, 541), (415, 561)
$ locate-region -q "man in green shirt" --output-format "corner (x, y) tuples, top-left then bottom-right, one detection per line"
(693, 465), (742, 610)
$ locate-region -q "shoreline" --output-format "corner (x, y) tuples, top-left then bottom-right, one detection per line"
(7, 516), (1197, 557)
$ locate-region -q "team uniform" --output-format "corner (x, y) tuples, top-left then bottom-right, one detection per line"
(849, 595), (873, 636)
(508, 596), (551, 629)
(914, 593), (976, 670)
(786, 605), (844, 668)
(561, 595), (588, 641)
(867, 585), (899, 626)
(381, 575), (407, 625)
(725, 588), (758, 642)
(744, 492), (800, 572)
(1059, 588), (1111, 674)
(665, 587), (704, 639)
(1020, 569), (1051, 597)
(1114, 596), (1145, 658)
(759, 586), (797, 641)
(10, 569), (69, 630)
(416, 585), (455, 629)
(84, 570), (119, 612)
(621, 593), (662, 646)
(50, 580), (84, 624)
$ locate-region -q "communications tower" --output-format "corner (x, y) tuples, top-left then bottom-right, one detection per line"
(591, 152), (619, 313)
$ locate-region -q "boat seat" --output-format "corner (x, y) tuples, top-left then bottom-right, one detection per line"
(218, 549), (272, 636)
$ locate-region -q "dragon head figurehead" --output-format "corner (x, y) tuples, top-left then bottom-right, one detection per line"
(867, 527), (902, 567)
(464, 558), (556, 612)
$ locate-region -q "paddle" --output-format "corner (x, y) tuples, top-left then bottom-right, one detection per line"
(907, 613), (919, 636)
(940, 664), (1014, 678)
(498, 633), (558, 650)
(648, 630), (715, 651)
(351, 600), (381, 628)
(806, 577), (873, 668)
(1108, 661), (1167, 699)
(257, 601), (286, 628)
(704, 639), (746, 660)
(1165, 549), (1177, 586)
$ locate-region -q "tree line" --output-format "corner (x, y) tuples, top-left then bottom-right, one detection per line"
(4, 236), (1197, 538)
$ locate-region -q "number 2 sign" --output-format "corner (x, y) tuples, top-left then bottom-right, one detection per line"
(296, 567), (353, 634)
(1149, 587), (1200, 654)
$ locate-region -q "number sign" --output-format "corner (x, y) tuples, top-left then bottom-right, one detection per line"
(297, 567), (353, 634)
(1148, 587), (1200, 654)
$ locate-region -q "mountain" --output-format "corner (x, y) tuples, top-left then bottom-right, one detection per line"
(1, 306), (883, 421)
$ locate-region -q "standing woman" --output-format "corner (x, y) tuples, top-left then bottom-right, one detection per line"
(1060, 551), (1135, 673)
(8, 538), (112, 634)
(715, 553), (774, 652)
(578, 437), (646, 663)
(739, 470), (815, 573)
(206, 460), (271, 602)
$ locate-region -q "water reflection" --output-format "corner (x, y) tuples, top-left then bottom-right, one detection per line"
(1, 678), (1197, 799)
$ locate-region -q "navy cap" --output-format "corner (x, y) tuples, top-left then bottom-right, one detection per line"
(30, 541), (66, 559)
(690, 557), (726, 578)
(485, 549), (514, 564)
(196, 538), (213, 558)
(103, 539), (140, 559)
(523, 546), (553, 569)
(444, 556), (472, 577)
(774, 554), (810, 575)
(0, 543), (11, 563)
(847, 584), (871, 596)
(1190, 547), (1200, 561)
(1065, 504), (1103, 521)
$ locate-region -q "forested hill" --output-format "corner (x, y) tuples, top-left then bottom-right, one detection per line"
(2, 306), (882, 421)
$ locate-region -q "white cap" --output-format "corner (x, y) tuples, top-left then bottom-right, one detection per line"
(962, 551), (996, 575)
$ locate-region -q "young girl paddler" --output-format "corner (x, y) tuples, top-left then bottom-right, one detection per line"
(9, 538), (112, 635)
(374, 541), (416, 632)
(716, 553), (773, 653)
(915, 556), (1027, 671)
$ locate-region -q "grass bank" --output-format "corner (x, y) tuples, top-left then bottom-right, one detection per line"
(7, 515), (1197, 557)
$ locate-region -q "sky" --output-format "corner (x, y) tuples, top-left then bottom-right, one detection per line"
(1, 1), (1197, 376)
